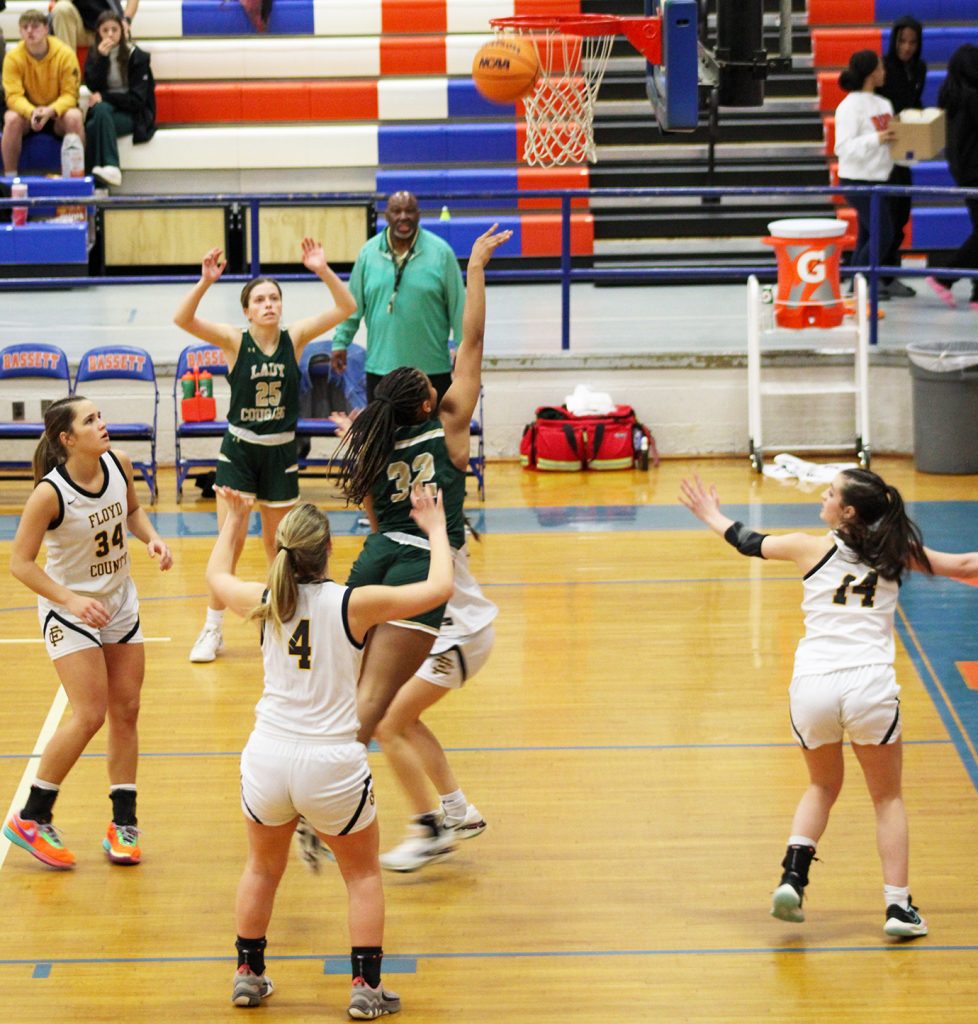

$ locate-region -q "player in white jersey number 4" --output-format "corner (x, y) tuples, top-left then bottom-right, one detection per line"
(681, 467), (978, 939)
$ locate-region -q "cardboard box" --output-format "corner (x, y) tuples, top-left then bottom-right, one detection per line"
(889, 108), (946, 162)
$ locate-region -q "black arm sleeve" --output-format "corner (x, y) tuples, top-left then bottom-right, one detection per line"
(724, 521), (767, 558)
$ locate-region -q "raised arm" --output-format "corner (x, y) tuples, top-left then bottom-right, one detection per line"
(205, 488), (266, 616)
(10, 484), (111, 628)
(346, 486), (453, 642)
(438, 225), (512, 454)
(679, 474), (831, 572)
(172, 248), (242, 355)
(329, 254), (367, 374)
(287, 238), (358, 353)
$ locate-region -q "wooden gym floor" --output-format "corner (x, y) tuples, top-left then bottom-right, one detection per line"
(1, 457), (977, 1023)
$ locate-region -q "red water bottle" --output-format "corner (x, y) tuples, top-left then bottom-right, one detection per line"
(12, 179), (28, 227)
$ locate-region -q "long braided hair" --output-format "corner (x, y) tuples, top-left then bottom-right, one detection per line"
(836, 468), (931, 581)
(248, 502), (331, 631)
(332, 367), (432, 507)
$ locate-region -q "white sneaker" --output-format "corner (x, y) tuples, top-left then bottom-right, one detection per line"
(379, 818), (457, 872)
(92, 165), (122, 187)
(189, 624), (223, 663)
(442, 803), (487, 840)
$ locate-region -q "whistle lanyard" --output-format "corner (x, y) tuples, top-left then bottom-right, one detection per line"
(387, 229), (418, 314)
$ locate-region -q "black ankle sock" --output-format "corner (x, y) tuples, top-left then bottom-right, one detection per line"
(21, 785), (58, 825)
(110, 788), (138, 827)
(351, 946), (383, 988)
(236, 936), (267, 976)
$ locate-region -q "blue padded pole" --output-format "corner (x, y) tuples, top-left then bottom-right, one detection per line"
(868, 190), (880, 348)
(561, 192), (571, 351)
(249, 199), (261, 278)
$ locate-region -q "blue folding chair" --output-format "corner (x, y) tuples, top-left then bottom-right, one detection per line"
(173, 343), (230, 502)
(0, 343), (72, 480)
(296, 340), (366, 477)
(74, 345), (159, 502)
(469, 386), (486, 501)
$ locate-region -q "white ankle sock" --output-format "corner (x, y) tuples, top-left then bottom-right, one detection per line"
(787, 835), (817, 850)
(205, 608), (224, 630)
(884, 885), (910, 910)
(439, 789), (467, 821)
(33, 778), (60, 792)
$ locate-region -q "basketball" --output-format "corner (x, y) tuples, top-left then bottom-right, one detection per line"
(471, 37), (541, 104)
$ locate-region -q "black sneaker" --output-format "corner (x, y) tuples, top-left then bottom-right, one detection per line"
(886, 279), (916, 298)
(884, 898), (928, 938)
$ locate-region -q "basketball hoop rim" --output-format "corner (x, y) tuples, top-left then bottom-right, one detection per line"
(489, 13), (625, 37)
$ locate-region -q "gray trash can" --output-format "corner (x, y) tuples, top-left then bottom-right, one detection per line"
(907, 341), (978, 474)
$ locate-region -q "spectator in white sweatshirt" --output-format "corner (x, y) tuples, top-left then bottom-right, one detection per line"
(834, 50), (898, 299)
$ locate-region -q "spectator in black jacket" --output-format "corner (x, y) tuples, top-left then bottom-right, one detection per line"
(876, 15), (926, 297)
(926, 44), (978, 309)
(51, 0), (138, 51)
(82, 10), (155, 187)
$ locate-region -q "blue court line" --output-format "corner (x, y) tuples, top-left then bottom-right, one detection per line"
(12, 943), (978, 978)
(0, 499), (973, 541)
(0, 739), (953, 761)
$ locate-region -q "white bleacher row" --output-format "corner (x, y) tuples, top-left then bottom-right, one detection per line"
(138, 36), (494, 80)
(118, 124), (380, 169)
(1, 0), (510, 39)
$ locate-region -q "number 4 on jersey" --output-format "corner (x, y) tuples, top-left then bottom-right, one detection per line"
(288, 618), (312, 669)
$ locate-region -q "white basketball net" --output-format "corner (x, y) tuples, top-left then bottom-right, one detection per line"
(495, 27), (615, 167)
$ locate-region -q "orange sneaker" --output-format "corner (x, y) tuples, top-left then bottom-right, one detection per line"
(3, 813), (75, 869)
(103, 822), (141, 865)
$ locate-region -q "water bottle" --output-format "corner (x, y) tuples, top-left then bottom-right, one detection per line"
(639, 435), (650, 471)
(180, 373), (196, 399)
(11, 179), (28, 226)
(61, 133), (85, 178)
(198, 371), (213, 398)
(632, 425), (643, 464)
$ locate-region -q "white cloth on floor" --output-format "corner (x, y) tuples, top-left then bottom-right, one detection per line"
(564, 384), (615, 416)
(763, 454), (857, 487)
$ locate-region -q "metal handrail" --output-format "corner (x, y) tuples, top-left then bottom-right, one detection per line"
(3, 183), (977, 350)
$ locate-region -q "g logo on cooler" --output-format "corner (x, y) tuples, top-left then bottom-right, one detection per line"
(797, 249), (826, 285)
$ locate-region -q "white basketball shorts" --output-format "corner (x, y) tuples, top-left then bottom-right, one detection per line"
(416, 624), (496, 690)
(240, 730), (376, 836)
(38, 577), (143, 661)
(788, 663), (902, 749)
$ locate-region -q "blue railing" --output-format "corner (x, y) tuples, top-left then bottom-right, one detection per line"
(2, 184), (977, 349)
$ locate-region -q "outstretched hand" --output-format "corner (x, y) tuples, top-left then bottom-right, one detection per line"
(201, 247), (227, 284)
(678, 475), (723, 526)
(468, 224), (513, 269)
(408, 483), (446, 537)
(300, 237), (328, 277)
(215, 485), (254, 521)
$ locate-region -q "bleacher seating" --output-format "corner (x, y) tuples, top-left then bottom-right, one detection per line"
(811, 1), (977, 259)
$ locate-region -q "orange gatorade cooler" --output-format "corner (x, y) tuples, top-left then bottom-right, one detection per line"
(762, 218), (851, 329)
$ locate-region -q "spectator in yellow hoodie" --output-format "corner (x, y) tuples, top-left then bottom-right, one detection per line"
(2, 9), (84, 175)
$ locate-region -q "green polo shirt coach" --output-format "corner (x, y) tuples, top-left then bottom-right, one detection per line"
(331, 227), (465, 378)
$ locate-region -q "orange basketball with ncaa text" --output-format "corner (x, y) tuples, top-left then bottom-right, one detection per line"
(472, 37), (540, 104)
